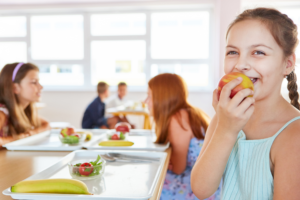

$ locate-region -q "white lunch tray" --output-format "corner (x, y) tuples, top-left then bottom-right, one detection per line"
(3, 129), (107, 151)
(3, 150), (167, 200)
(83, 130), (169, 151)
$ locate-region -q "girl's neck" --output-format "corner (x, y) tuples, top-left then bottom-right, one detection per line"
(248, 94), (288, 125)
(18, 99), (30, 109)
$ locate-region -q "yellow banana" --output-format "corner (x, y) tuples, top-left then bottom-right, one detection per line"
(11, 179), (92, 195)
(99, 141), (134, 146)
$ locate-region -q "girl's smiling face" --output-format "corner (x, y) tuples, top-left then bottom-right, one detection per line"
(225, 19), (295, 100)
(14, 70), (43, 106)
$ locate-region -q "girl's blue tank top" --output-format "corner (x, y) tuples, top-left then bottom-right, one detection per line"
(221, 116), (300, 200)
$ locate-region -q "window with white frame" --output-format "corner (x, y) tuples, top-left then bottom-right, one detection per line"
(0, 9), (212, 91)
(0, 16), (27, 69)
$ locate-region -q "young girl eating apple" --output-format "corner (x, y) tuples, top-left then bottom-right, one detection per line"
(0, 63), (50, 147)
(191, 8), (300, 199)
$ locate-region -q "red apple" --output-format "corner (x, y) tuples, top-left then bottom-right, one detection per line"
(60, 127), (75, 137)
(218, 72), (254, 99)
(115, 122), (131, 133)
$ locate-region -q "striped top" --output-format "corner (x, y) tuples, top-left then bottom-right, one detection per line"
(221, 116), (300, 200)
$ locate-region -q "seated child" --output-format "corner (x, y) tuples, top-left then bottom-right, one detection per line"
(144, 73), (221, 200)
(106, 82), (129, 108)
(0, 62), (51, 147)
(106, 82), (135, 128)
(82, 82), (118, 129)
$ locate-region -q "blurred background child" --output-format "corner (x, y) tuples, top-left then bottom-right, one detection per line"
(82, 81), (119, 129)
(0, 62), (50, 147)
(144, 73), (221, 200)
(106, 82), (130, 108)
(106, 82), (135, 128)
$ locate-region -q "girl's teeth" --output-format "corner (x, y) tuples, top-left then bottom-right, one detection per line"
(250, 78), (257, 83)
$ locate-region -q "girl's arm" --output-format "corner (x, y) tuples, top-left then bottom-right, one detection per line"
(273, 122), (300, 199)
(28, 117), (51, 135)
(0, 112), (29, 146)
(0, 112), (13, 146)
(168, 110), (193, 175)
(191, 78), (255, 199)
(0, 114), (50, 147)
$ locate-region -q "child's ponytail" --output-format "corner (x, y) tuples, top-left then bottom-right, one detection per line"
(287, 71), (300, 110)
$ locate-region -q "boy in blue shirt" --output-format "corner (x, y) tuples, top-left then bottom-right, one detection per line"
(82, 82), (118, 129)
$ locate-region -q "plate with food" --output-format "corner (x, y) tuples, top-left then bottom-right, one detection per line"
(84, 124), (169, 151)
(3, 127), (100, 151)
(3, 150), (167, 200)
(106, 122), (131, 141)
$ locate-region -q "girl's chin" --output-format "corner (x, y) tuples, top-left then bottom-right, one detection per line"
(33, 98), (41, 102)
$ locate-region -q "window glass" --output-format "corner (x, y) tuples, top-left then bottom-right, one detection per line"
(151, 11), (210, 59)
(91, 13), (146, 36)
(31, 15), (84, 60)
(0, 42), (27, 70)
(39, 64), (84, 85)
(91, 40), (146, 86)
(0, 9), (212, 89)
(0, 16), (26, 37)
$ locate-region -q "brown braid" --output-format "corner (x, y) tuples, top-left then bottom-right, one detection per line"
(287, 71), (300, 110)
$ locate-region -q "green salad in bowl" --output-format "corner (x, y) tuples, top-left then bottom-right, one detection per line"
(59, 127), (86, 145)
(68, 155), (106, 180)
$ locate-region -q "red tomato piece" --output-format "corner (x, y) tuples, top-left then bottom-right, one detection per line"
(71, 133), (81, 138)
(111, 134), (119, 140)
(79, 162), (94, 176)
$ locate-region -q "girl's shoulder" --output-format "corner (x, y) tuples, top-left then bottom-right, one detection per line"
(270, 115), (300, 192)
(271, 114), (300, 160)
(169, 109), (193, 139)
(273, 115), (300, 142)
(0, 104), (9, 116)
(172, 109), (190, 129)
(0, 106), (8, 135)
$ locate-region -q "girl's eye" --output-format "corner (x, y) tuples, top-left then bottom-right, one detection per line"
(253, 51), (265, 55)
(227, 51), (238, 55)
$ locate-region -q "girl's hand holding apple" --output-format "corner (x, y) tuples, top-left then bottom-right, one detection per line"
(214, 74), (255, 136)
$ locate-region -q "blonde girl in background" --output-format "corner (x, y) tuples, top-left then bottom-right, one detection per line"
(0, 63), (50, 147)
(145, 73), (221, 200)
(191, 8), (300, 199)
